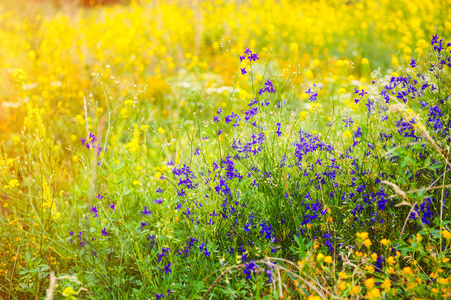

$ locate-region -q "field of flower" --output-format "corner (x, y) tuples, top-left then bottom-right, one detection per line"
(1, 0), (451, 299)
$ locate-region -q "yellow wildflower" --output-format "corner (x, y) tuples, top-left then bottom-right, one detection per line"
(126, 124), (140, 153)
(442, 230), (451, 239)
(324, 256), (333, 264)
(356, 232), (368, 240)
(403, 267), (413, 274)
(365, 278), (375, 289)
(9, 179), (19, 189)
(12, 68), (27, 84)
(339, 272), (348, 279)
(304, 70), (314, 80)
(387, 256), (396, 265)
(380, 239), (389, 246)
(350, 285), (360, 295)
(363, 239), (372, 247)
(367, 288), (381, 299)
(62, 286), (76, 297)
(381, 278), (391, 290)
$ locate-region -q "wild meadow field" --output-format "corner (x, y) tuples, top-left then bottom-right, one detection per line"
(1, 0), (451, 299)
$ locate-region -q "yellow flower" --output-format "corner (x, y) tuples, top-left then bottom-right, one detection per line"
(72, 155), (78, 162)
(12, 68), (27, 84)
(299, 111), (308, 120)
(304, 70), (314, 80)
(381, 278), (391, 290)
(324, 256), (333, 264)
(8, 179), (19, 189)
(365, 278), (375, 289)
(430, 272), (438, 279)
(12, 135), (20, 145)
(356, 232), (368, 240)
(442, 258), (450, 263)
(307, 296), (321, 300)
(387, 267), (395, 274)
(361, 58), (369, 65)
(338, 87), (346, 95)
(141, 125), (149, 132)
(441, 230), (451, 239)
(403, 267), (413, 274)
(157, 127), (165, 134)
(363, 239), (372, 247)
(437, 278), (448, 284)
(316, 253), (325, 261)
(62, 286), (76, 297)
(416, 233), (422, 242)
(387, 256), (396, 265)
(365, 265), (375, 274)
(339, 282), (346, 291)
(350, 285), (360, 295)
(371, 253), (378, 261)
(126, 124), (140, 153)
(343, 130), (352, 139)
(380, 239), (389, 246)
(367, 288), (381, 299)
(339, 271), (348, 279)
(132, 180), (140, 185)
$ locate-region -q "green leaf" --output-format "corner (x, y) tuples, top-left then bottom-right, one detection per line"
(40, 264), (50, 272)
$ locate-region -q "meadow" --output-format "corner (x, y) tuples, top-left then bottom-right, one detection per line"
(1, 0), (451, 299)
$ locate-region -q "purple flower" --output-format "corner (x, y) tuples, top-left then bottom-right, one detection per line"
(154, 198), (163, 204)
(141, 222), (148, 229)
(276, 123), (282, 137)
(102, 228), (108, 236)
(265, 269), (273, 283)
(264, 80), (275, 93)
(249, 53), (259, 61)
(158, 248), (170, 262)
(109, 203), (116, 210)
(164, 262), (172, 274)
(96, 193), (104, 200)
(141, 206), (152, 216)
(90, 206), (99, 218)
(156, 293), (164, 300)
(243, 261), (257, 280)
(241, 68), (247, 75)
